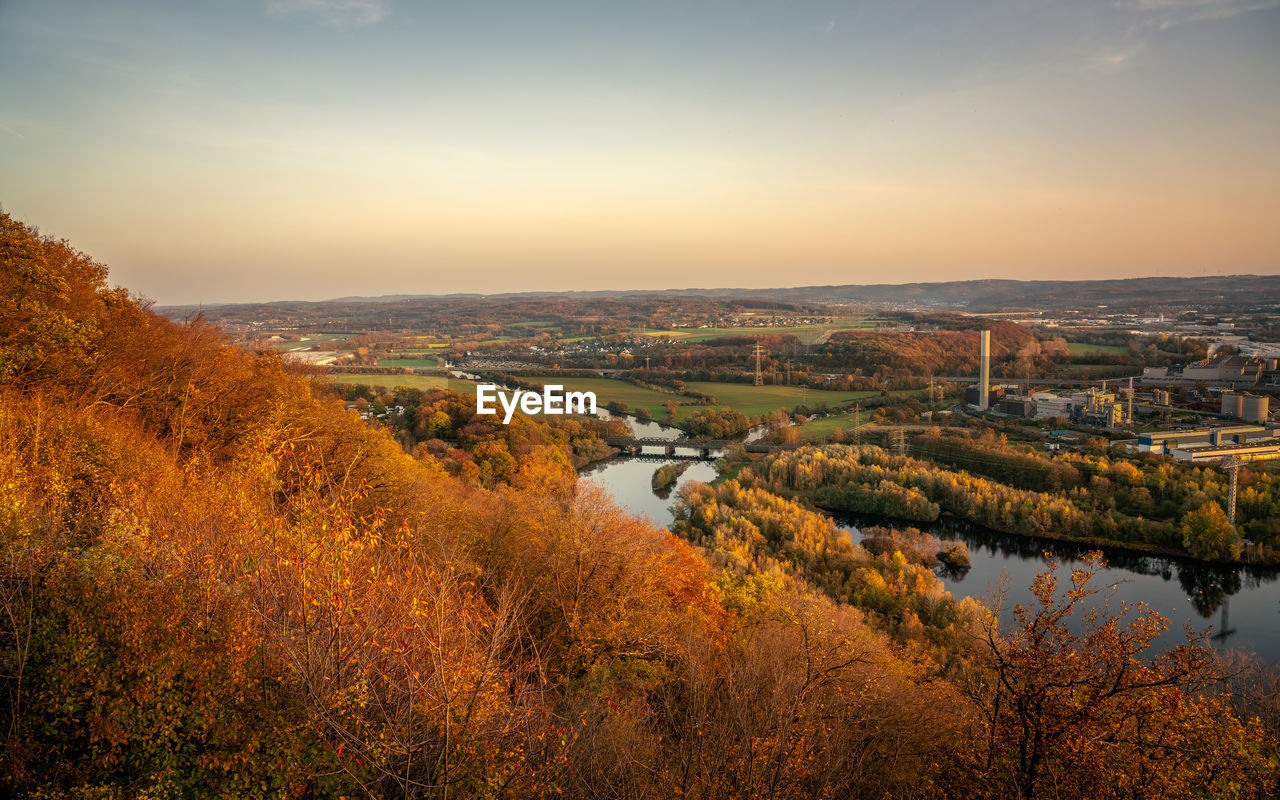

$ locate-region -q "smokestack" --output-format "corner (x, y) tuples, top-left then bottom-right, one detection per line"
(979, 330), (991, 411)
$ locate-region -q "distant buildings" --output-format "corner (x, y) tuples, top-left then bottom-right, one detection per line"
(1145, 354), (1280, 386)
(965, 384), (1005, 409)
(1137, 425), (1280, 463)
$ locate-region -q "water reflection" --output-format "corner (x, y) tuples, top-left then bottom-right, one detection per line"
(831, 511), (1280, 661)
(580, 456), (719, 526)
(1179, 568), (1243, 619)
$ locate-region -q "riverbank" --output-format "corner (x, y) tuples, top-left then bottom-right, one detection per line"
(578, 435), (1280, 662)
(729, 444), (1280, 568)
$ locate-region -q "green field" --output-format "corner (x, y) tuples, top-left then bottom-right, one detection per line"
(332, 374), (477, 394)
(636, 318), (885, 346)
(511, 376), (681, 417)
(377, 356), (439, 368)
(796, 410), (870, 441)
(510, 376), (879, 420)
(1066, 342), (1130, 356)
(682, 382), (877, 416)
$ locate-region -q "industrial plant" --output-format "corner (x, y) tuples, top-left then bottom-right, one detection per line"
(964, 329), (1280, 463)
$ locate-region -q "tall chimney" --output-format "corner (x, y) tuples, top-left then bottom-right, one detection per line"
(979, 330), (991, 411)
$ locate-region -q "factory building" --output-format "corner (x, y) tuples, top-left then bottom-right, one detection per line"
(966, 384), (1005, 409)
(1138, 424), (1279, 458)
(1221, 391), (1271, 424)
(1170, 438), (1280, 463)
(1146, 354), (1277, 385)
(1031, 392), (1074, 420)
(1244, 394), (1270, 424)
(996, 396), (1037, 418)
(1182, 355), (1269, 384)
(1078, 388), (1123, 428)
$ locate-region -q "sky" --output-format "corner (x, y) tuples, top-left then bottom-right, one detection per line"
(1, 0), (1278, 305)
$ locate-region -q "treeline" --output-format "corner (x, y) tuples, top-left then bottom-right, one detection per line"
(813, 320), (1035, 376)
(912, 429), (1280, 551)
(741, 443), (1276, 563)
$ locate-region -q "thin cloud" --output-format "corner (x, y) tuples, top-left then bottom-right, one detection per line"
(1120, 0), (1280, 29)
(266, 0), (390, 27)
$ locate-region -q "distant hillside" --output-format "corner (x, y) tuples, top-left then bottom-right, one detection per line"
(162, 274), (1280, 319)
(723, 275), (1280, 312)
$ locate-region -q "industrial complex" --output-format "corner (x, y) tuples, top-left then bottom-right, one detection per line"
(965, 329), (1280, 463)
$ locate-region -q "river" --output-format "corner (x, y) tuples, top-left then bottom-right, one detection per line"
(580, 415), (1280, 662)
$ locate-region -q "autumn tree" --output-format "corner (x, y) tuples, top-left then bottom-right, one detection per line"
(1180, 501), (1243, 561)
(956, 552), (1273, 799)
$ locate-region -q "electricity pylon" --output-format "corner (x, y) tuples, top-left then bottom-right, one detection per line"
(893, 426), (907, 457)
(1224, 457), (1242, 525)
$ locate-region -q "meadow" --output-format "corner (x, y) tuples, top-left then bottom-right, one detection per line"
(681, 382), (877, 416)
(795, 410), (870, 441)
(1065, 341), (1130, 356)
(636, 317), (885, 345)
(510, 375), (879, 420)
(511, 376), (681, 417)
(332, 374), (477, 394)
(377, 356), (439, 368)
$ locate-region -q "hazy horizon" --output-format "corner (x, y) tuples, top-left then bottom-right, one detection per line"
(147, 271), (1279, 310)
(3, 0), (1278, 305)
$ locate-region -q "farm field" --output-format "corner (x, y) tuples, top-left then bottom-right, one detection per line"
(332, 374), (477, 394)
(377, 356), (439, 368)
(681, 382), (877, 416)
(795, 410), (870, 441)
(511, 376), (681, 417)
(637, 318), (885, 345)
(511, 376), (880, 420)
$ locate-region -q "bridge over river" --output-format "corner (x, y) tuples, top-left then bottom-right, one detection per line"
(605, 436), (797, 458)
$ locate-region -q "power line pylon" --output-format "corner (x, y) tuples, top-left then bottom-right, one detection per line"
(1225, 457), (1242, 526)
(893, 426), (907, 457)
(753, 341), (765, 386)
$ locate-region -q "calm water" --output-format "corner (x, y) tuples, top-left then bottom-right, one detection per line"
(831, 512), (1280, 662)
(580, 415), (1280, 661)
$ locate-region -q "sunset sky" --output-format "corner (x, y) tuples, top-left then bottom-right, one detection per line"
(2, 0), (1278, 305)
